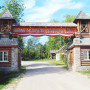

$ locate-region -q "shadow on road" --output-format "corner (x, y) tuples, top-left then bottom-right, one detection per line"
(22, 62), (69, 77)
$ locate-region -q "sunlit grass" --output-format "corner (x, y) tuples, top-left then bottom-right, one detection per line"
(22, 59), (50, 62)
(78, 70), (90, 78)
(49, 59), (68, 69)
(78, 71), (90, 74)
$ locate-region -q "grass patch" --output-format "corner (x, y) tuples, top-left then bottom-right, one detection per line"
(78, 71), (90, 75)
(0, 66), (26, 90)
(22, 59), (50, 62)
(77, 70), (90, 78)
(49, 59), (68, 69)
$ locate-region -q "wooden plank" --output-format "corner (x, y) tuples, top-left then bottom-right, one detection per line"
(12, 26), (77, 35)
(70, 52), (73, 67)
(77, 20), (79, 32)
(88, 21), (90, 32)
(81, 62), (90, 64)
(81, 64), (90, 66)
(81, 61), (90, 62)
(81, 63), (90, 65)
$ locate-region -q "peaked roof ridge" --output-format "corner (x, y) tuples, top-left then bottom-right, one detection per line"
(13, 22), (77, 27)
(0, 9), (14, 19)
(75, 11), (90, 20)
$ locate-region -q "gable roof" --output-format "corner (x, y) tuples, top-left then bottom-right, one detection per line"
(0, 9), (14, 19)
(13, 22), (77, 27)
(74, 11), (90, 23)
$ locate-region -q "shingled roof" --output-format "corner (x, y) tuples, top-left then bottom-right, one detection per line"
(0, 9), (14, 19)
(13, 22), (77, 27)
(74, 11), (90, 23)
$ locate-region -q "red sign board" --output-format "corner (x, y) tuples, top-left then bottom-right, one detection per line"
(12, 26), (77, 37)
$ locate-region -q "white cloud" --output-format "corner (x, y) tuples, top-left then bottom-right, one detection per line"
(67, 2), (83, 9)
(24, 0), (83, 22)
(24, 0), (35, 9)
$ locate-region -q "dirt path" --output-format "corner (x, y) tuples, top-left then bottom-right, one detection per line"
(15, 62), (90, 90)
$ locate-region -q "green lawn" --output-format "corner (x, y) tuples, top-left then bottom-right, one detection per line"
(49, 59), (68, 69)
(22, 59), (50, 62)
(78, 71), (90, 74)
(0, 66), (26, 90)
(78, 70), (90, 78)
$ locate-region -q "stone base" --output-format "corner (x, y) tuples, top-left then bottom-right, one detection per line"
(72, 66), (90, 71)
(0, 67), (20, 73)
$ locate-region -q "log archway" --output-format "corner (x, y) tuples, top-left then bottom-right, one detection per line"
(12, 22), (77, 37)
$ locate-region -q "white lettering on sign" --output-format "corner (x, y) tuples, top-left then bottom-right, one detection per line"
(13, 27), (77, 34)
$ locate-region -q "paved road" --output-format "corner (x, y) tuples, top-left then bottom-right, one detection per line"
(15, 62), (90, 90)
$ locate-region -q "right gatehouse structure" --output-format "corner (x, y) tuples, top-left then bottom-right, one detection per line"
(68, 11), (90, 71)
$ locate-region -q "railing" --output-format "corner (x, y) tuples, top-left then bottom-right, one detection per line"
(0, 24), (11, 33)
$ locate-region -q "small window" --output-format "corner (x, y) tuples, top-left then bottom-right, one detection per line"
(84, 50), (90, 60)
(0, 51), (8, 62)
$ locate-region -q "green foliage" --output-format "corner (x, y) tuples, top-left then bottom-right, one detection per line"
(47, 36), (72, 50)
(60, 54), (68, 69)
(22, 59), (49, 62)
(2, 0), (24, 22)
(63, 14), (76, 22)
(63, 55), (68, 69)
(78, 70), (90, 75)
(27, 37), (39, 49)
(37, 44), (48, 59)
(50, 19), (59, 22)
(17, 36), (24, 48)
(22, 37), (48, 60)
(60, 54), (64, 60)
(49, 59), (67, 68)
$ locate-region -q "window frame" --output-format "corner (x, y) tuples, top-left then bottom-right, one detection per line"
(84, 50), (90, 60)
(0, 51), (8, 62)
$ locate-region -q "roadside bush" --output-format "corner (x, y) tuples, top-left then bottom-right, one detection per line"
(60, 54), (68, 69)
(60, 54), (64, 60)
(64, 55), (68, 69)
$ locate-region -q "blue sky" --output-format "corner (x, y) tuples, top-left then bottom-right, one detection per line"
(0, 0), (90, 44)
(23, 0), (90, 22)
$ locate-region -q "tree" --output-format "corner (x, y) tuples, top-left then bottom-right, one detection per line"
(22, 37), (49, 60)
(27, 37), (39, 49)
(36, 43), (48, 59)
(2, 0), (24, 22)
(22, 37), (40, 60)
(17, 36), (24, 48)
(50, 19), (59, 22)
(63, 15), (75, 22)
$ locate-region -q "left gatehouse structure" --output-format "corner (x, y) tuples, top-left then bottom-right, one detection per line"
(0, 10), (21, 72)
